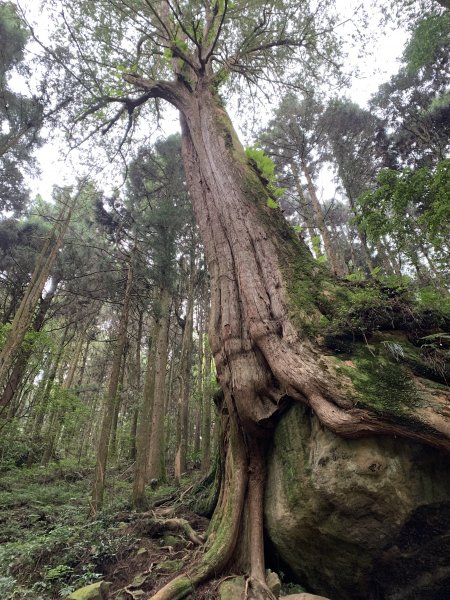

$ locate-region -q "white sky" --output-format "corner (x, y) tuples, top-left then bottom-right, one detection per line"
(11, 0), (408, 202)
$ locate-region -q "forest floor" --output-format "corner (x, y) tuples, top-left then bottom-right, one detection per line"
(0, 461), (306, 599)
(0, 460), (218, 599)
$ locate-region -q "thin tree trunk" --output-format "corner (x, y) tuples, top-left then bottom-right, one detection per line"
(76, 351), (109, 464)
(147, 286), (171, 482)
(41, 331), (85, 465)
(132, 318), (157, 509)
(0, 192), (79, 399)
(300, 158), (343, 276)
(30, 328), (68, 448)
(109, 340), (128, 460)
(129, 309), (143, 462)
(90, 255), (134, 514)
(290, 161), (320, 257)
(0, 276), (60, 411)
(174, 250), (195, 482)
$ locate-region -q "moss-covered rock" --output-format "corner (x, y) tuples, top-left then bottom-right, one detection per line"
(265, 404), (450, 600)
(219, 576), (245, 600)
(68, 581), (111, 600)
(155, 559), (184, 573)
(161, 534), (179, 547)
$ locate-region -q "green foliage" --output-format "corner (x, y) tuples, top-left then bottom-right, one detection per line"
(415, 286), (450, 322)
(345, 271), (365, 283)
(245, 146), (285, 201)
(336, 345), (420, 416)
(245, 147), (276, 182)
(403, 11), (450, 73)
(358, 160), (450, 277)
(45, 564), (73, 581)
(266, 198), (279, 209)
(311, 235), (323, 260)
(0, 1), (29, 75)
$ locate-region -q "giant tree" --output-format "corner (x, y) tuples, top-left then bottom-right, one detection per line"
(38, 2), (450, 598)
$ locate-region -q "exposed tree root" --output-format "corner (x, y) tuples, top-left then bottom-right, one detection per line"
(159, 518), (205, 546)
(149, 408), (248, 599)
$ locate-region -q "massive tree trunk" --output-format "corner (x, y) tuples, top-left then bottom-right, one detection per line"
(123, 76), (450, 599)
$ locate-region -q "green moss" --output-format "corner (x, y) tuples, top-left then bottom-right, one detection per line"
(68, 581), (111, 600)
(269, 404), (376, 592)
(219, 577), (245, 600)
(335, 344), (421, 417)
(155, 559), (184, 573)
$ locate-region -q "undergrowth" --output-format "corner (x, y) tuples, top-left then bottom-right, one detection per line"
(0, 460), (178, 599)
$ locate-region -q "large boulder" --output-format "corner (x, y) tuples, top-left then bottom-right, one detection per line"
(265, 404), (450, 599)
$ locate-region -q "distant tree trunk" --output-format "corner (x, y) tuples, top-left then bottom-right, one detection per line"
(0, 194), (77, 399)
(76, 349), (109, 464)
(174, 252), (195, 482)
(372, 238), (398, 276)
(41, 331), (85, 465)
(147, 286), (171, 482)
(90, 256), (134, 514)
(343, 191), (375, 272)
(132, 319), (157, 509)
(300, 158), (344, 276)
(290, 161), (320, 256)
(129, 309), (143, 462)
(109, 340), (128, 460)
(30, 328), (68, 449)
(0, 276), (60, 411)
(76, 338), (91, 389)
